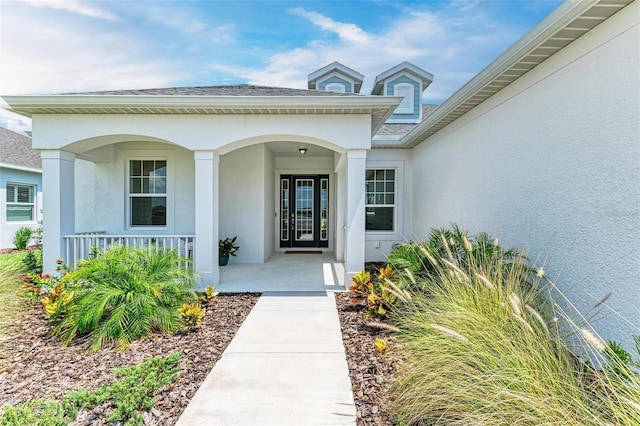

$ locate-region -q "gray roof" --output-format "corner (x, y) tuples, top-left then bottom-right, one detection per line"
(64, 84), (361, 97)
(0, 127), (41, 170)
(375, 104), (439, 137)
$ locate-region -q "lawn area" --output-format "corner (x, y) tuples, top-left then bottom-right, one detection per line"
(0, 251), (30, 370)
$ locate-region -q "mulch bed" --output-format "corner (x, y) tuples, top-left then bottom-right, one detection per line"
(335, 292), (400, 426)
(0, 293), (259, 425)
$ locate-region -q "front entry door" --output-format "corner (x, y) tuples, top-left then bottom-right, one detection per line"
(280, 175), (329, 248)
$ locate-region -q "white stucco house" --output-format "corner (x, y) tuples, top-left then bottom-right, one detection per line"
(3, 0), (638, 346)
(0, 127), (43, 249)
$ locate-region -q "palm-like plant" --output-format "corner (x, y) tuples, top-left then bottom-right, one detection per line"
(52, 245), (197, 352)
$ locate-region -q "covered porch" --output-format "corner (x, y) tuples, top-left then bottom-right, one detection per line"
(5, 91), (400, 289)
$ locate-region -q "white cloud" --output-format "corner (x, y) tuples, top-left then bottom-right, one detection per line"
(0, 12), (186, 95)
(212, 5), (524, 103)
(22, 0), (119, 20)
(0, 108), (32, 135)
(288, 8), (369, 44)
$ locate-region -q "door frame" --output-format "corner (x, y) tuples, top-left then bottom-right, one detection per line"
(279, 174), (329, 248)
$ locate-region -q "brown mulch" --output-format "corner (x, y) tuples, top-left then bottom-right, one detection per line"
(0, 293), (259, 425)
(335, 292), (400, 426)
(0, 245), (41, 255)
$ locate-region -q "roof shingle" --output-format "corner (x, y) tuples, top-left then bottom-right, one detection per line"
(0, 127), (41, 169)
(64, 84), (361, 97)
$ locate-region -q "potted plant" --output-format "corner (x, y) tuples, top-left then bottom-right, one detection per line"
(219, 236), (239, 266)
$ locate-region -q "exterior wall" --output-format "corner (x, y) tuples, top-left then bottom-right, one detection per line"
(386, 75), (420, 122)
(74, 141), (195, 235)
(219, 144), (269, 263)
(318, 75), (353, 93)
(0, 167), (42, 248)
(32, 114), (372, 154)
(365, 149), (413, 261)
(411, 2), (639, 347)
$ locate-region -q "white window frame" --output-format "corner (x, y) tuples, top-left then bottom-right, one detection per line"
(393, 83), (415, 114)
(126, 157), (169, 230)
(6, 182), (36, 223)
(365, 168), (397, 233)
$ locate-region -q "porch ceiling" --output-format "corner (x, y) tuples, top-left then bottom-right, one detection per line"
(3, 95), (401, 137)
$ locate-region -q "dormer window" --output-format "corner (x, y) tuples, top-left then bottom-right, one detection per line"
(325, 83), (346, 93)
(393, 83), (414, 114)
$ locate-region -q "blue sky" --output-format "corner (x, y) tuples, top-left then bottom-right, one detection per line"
(0, 0), (563, 133)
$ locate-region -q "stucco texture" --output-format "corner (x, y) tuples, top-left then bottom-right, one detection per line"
(411, 3), (639, 348)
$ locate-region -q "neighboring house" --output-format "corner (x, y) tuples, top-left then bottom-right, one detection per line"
(3, 0), (638, 347)
(0, 127), (42, 249)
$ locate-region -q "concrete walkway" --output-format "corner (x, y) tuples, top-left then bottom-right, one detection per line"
(175, 291), (356, 425)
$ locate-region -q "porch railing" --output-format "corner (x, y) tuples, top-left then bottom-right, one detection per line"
(64, 233), (195, 269)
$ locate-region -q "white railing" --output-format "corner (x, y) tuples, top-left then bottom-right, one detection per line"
(64, 233), (195, 269)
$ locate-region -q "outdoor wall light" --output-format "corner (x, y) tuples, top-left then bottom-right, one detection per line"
(299, 148), (307, 155)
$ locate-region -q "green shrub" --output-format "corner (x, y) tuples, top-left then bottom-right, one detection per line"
(388, 235), (640, 425)
(12, 227), (32, 250)
(50, 245), (196, 351)
(387, 225), (531, 293)
(21, 249), (42, 272)
(0, 352), (181, 425)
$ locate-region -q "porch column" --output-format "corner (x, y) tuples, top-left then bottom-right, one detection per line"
(344, 149), (367, 281)
(194, 151), (220, 288)
(41, 150), (75, 274)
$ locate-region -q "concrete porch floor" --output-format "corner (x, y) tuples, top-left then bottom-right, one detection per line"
(216, 252), (346, 293)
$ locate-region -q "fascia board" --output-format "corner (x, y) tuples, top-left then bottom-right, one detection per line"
(4, 95), (403, 116)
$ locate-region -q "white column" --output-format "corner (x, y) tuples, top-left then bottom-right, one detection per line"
(344, 149), (367, 281)
(41, 150), (75, 274)
(335, 161), (346, 262)
(194, 151), (220, 288)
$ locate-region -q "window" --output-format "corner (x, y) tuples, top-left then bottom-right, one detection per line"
(6, 183), (36, 222)
(365, 169), (395, 231)
(393, 83), (414, 114)
(325, 83), (346, 93)
(129, 160), (167, 226)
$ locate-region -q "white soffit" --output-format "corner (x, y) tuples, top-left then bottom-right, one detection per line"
(401, 0), (633, 149)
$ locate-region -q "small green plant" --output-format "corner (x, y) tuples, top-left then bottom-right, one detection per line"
(50, 245), (197, 351)
(0, 353), (181, 425)
(179, 303), (206, 330)
(219, 236), (239, 258)
(12, 227), (33, 250)
(348, 270), (371, 301)
(21, 249), (42, 272)
(201, 285), (219, 305)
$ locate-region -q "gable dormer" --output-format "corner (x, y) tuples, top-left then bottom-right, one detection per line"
(308, 62), (364, 94)
(371, 62), (433, 123)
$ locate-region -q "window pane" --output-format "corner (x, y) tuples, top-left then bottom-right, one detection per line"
(131, 197), (166, 226)
(130, 178), (142, 194)
(7, 205), (34, 222)
(366, 170), (375, 180)
(386, 169), (395, 180)
(130, 160), (142, 176)
(385, 194), (395, 204)
(142, 161), (156, 177)
(365, 207), (393, 231)
(154, 177), (167, 194)
(155, 161), (167, 177)
(375, 170), (384, 180)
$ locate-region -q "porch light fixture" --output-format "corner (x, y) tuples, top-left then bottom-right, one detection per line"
(299, 147), (307, 155)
